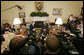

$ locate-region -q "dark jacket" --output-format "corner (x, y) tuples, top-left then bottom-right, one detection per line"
(29, 24), (36, 35)
(30, 24), (35, 32)
(11, 28), (15, 32)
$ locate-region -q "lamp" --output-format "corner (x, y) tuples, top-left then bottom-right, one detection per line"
(13, 18), (21, 31)
(13, 18), (21, 25)
(55, 18), (63, 30)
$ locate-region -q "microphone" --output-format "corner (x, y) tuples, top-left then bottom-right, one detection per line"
(1, 5), (23, 12)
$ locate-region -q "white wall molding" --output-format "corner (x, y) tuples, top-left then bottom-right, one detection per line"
(32, 17), (48, 21)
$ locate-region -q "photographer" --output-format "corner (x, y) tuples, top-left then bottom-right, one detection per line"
(2, 36), (27, 54)
(44, 35), (60, 54)
(72, 20), (83, 54)
(65, 20), (83, 54)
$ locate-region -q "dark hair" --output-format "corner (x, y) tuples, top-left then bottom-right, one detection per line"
(9, 36), (26, 53)
(69, 14), (73, 16)
(45, 35), (60, 52)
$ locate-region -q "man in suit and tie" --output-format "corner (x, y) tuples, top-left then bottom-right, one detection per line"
(40, 21), (49, 35)
(29, 21), (36, 35)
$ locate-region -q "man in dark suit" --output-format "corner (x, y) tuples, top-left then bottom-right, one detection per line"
(40, 21), (49, 35)
(29, 21), (36, 35)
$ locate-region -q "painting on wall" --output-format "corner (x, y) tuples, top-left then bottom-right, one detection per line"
(53, 8), (62, 16)
(35, 1), (44, 12)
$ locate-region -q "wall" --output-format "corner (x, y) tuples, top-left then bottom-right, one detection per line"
(1, 1), (83, 25)
(44, 1), (83, 23)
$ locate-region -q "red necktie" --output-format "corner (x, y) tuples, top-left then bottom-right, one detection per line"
(44, 24), (46, 29)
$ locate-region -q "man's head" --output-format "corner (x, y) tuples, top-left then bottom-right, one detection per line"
(43, 21), (46, 25)
(11, 25), (14, 28)
(45, 35), (60, 52)
(9, 36), (26, 53)
(32, 21), (35, 25)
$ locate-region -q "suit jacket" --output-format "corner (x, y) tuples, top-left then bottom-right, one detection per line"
(30, 24), (35, 32)
(41, 23), (49, 33)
